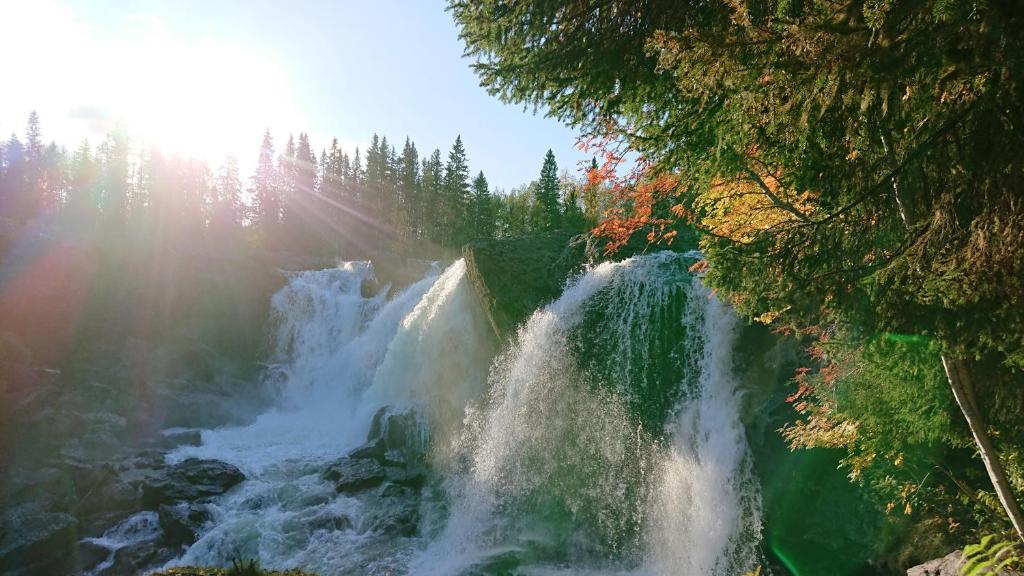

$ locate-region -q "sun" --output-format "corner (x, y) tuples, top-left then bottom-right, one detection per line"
(115, 37), (300, 165)
(0, 0), (303, 167)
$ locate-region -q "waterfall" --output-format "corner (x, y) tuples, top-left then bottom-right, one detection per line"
(163, 253), (760, 575)
(415, 252), (761, 575)
(164, 260), (496, 573)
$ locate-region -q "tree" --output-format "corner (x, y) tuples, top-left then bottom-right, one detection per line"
(41, 143), (67, 211)
(452, 0), (1024, 541)
(421, 149), (443, 245)
(536, 149), (561, 229)
(22, 111), (44, 220)
(562, 177), (587, 231)
(0, 134), (25, 221)
(65, 140), (98, 224)
(442, 135), (470, 248)
(470, 170), (495, 239)
(98, 129), (130, 226)
(214, 155), (243, 233)
(581, 157), (604, 227)
(398, 138), (420, 240)
(251, 129), (280, 233)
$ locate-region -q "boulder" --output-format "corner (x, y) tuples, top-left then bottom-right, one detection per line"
(907, 550), (964, 576)
(0, 505), (79, 574)
(141, 458), (245, 508)
(106, 540), (178, 576)
(345, 407), (430, 489)
(357, 407), (428, 462)
(158, 502), (212, 547)
(323, 458), (386, 493)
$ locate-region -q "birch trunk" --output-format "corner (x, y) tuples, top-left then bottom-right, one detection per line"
(942, 353), (1024, 543)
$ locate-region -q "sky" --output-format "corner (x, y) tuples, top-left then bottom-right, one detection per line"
(0, 0), (591, 191)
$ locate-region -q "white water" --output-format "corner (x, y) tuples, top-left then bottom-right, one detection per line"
(84, 511), (162, 576)
(163, 253), (760, 575)
(416, 252), (760, 575)
(164, 260), (496, 573)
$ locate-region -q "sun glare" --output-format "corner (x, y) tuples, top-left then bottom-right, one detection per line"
(0, 0), (301, 165)
(119, 39), (298, 163)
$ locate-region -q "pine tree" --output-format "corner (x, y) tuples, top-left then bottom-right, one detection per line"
(215, 155), (243, 232)
(398, 138), (420, 240)
(22, 111), (44, 220)
(65, 139), (97, 224)
(42, 143), (66, 211)
(278, 134), (297, 228)
(537, 149), (561, 230)
(350, 147), (363, 193)
(98, 129), (130, 227)
(251, 129), (280, 232)
(562, 179), (587, 231)
(0, 134), (25, 221)
(442, 135), (470, 248)
(421, 149), (443, 245)
(471, 170), (495, 239)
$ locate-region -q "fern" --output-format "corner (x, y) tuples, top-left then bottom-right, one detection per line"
(961, 534), (1021, 576)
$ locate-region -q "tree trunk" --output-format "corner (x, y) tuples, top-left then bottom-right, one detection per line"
(941, 353), (1024, 543)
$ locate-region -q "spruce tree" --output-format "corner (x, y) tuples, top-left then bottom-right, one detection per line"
(442, 135), (470, 248)
(22, 111), (44, 220)
(421, 150), (443, 245)
(537, 149), (561, 230)
(398, 138), (420, 240)
(215, 155), (243, 232)
(251, 129), (280, 232)
(0, 134), (25, 221)
(66, 139), (97, 224)
(98, 130), (130, 227)
(471, 170), (494, 239)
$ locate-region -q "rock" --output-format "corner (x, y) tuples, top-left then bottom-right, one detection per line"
(907, 550), (964, 575)
(158, 502), (212, 547)
(346, 408), (430, 489)
(76, 539), (112, 573)
(107, 540), (178, 576)
(323, 458), (386, 493)
(0, 505), (79, 574)
(462, 230), (584, 340)
(141, 458), (245, 508)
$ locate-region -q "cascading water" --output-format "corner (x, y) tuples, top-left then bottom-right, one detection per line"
(162, 259), (496, 573)
(161, 252), (760, 576)
(416, 252), (761, 575)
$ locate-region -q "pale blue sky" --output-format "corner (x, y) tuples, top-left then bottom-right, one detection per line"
(0, 0), (591, 190)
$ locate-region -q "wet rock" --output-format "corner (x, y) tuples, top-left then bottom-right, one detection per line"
(323, 458), (386, 493)
(141, 458), (245, 507)
(351, 407), (428, 464)
(305, 511), (353, 533)
(107, 541), (177, 576)
(370, 504), (419, 537)
(0, 505), (79, 574)
(158, 502), (212, 547)
(76, 539), (112, 573)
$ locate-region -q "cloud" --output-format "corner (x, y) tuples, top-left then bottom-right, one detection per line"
(67, 105), (116, 135)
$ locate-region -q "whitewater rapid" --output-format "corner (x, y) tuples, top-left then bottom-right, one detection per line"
(159, 253), (761, 575)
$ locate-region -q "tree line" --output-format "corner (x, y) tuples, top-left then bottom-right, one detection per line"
(0, 112), (603, 261)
